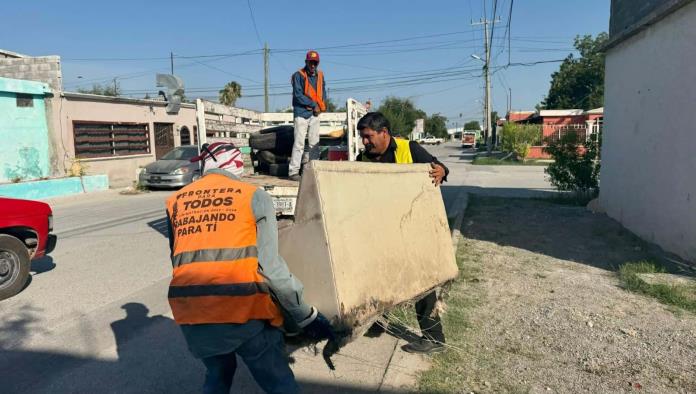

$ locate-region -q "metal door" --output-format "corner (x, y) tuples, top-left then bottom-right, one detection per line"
(154, 123), (174, 159)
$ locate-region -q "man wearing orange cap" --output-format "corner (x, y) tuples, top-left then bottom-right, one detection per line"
(289, 50), (326, 181)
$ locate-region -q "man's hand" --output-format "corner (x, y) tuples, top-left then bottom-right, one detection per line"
(303, 311), (335, 341)
(429, 162), (446, 186)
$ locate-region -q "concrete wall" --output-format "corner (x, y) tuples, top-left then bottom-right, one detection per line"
(53, 94), (197, 187)
(600, 0), (696, 262)
(0, 79), (51, 183)
(0, 175), (108, 200)
(0, 56), (62, 92)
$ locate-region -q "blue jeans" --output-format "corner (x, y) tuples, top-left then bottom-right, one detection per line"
(201, 326), (298, 394)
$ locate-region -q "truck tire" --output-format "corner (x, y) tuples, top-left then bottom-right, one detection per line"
(260, 125), (294, 135)
(256, 150), (290, 165)
(268, 163), (289, 177)
(0, 234), (31, 301)
(250, 127), (295, 154)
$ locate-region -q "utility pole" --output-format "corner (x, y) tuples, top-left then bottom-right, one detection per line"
(263, 42), (269, 112)
(508, 87), (512, 113)
(472, 16), (500, 154)
(170, 52), (174, 75)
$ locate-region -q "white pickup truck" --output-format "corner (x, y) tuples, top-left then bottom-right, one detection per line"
(418, 135), (444, 145)
(195, 98), (369, 216)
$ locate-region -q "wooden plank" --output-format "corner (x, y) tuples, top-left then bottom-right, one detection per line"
(260, 112), (346, 123)
(205, 119), (262, 134)
(203, 100), (262, 120)
(207, 137), (250, 147)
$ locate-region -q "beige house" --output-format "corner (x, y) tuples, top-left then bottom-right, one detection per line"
(1, 48), (203, 187)
(53, 93), (197, 187)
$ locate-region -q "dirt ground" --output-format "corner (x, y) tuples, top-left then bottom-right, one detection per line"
(430, 197), (696, 394)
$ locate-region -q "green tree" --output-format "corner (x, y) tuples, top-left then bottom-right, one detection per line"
(501, 123), (542, 161)
(544, 130), (602, 196)
(77, 81), (120, 97)
(425, 113), (448, 139)
(377, 97), (426, 137)
(219, 81), (242, 106)
(463, 120), (481, 130)
(325, 97), (339, 112)
(541, 33), (608, 110)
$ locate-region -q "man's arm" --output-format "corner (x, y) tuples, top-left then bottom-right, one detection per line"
(408, 141), (449, 182)
(252, 189), (315, 326)
(165, 214), (174, 259)
(292, 72), (317, 109)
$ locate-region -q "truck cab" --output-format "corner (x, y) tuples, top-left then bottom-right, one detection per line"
(0, 197), (56, 300)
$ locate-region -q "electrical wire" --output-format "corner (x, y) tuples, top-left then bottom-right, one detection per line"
(247, 0), (264, 46)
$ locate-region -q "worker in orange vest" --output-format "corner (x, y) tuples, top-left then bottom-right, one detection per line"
(165, 142), (335, 393)
(288, 50), (326, 181)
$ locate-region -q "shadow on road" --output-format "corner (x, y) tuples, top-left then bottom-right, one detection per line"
(30, 255), (56, 275)
(460, 195), (694, 276)
(146, 217), (169, 238)
(0, 302), (405, 393)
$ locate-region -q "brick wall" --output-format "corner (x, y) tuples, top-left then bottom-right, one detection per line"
(0, 56), (62, 92)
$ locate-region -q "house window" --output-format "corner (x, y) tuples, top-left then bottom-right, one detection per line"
(16, 94), (33, 107)
(180, 126), (191, 146)
(73, 121), (150, 158)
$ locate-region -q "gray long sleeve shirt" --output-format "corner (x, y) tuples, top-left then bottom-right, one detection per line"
(167, 169), (312, 358)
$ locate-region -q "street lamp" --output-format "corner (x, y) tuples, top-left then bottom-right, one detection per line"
(470, 54), (483, 62)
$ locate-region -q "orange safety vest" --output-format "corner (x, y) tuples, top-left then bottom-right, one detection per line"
(165, 173), (283, 327)
(297, 68), (326, 112)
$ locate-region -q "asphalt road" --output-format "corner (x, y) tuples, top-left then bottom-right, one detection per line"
(0, 142), (553, 393)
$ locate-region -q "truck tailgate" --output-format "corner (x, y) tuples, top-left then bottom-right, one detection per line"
(242, 174), (299, 216)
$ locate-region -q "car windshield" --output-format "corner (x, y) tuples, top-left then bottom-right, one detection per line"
(161, 146), (198, 161)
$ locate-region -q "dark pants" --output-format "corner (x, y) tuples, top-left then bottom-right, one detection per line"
(415, 290), (445, 343)
(201, 326), (298, 394)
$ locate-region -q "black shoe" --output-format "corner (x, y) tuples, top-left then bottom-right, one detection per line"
(288, 174), (301, 182)
(402, 338), (445, 355)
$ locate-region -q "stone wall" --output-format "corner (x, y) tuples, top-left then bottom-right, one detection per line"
(0, 56), (62, 92)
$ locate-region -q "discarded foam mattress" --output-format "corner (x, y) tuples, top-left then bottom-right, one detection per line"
(278, 161), (458, 335)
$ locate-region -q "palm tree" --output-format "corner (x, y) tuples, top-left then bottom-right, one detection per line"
(219, 81), (242, 106)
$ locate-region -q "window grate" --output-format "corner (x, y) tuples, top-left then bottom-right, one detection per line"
(73, 121), (150, 158)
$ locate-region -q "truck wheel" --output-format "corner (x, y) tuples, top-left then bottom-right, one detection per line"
(0, 234), (31, 301)
(250, 127), (295, 154)
(268, 163), (289, 177)
(257, 150), (290, 165)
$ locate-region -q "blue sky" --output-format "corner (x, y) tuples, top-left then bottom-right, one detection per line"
(2, 0), (609, 125)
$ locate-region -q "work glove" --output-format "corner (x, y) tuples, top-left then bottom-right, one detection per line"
(303, 310), (335, 341)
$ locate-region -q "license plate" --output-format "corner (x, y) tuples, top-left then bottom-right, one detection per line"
(273, 198), (294, 211)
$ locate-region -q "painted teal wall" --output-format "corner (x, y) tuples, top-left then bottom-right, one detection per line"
(0, 175), (109, 200)
(0, 77), (51, 183)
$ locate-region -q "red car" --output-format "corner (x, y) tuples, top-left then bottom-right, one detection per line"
(0, 197), (56, 300)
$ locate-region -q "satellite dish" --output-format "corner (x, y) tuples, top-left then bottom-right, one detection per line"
(156, 74), (185, 114)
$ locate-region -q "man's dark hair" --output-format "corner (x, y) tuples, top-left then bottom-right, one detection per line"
(357, 112), (390, 133)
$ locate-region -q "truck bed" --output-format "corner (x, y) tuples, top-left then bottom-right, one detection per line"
(241, 173), (299, 187)
(242, 173), (299, 216)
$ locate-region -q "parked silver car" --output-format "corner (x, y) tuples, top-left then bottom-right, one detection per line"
(139, 145), (200, 188)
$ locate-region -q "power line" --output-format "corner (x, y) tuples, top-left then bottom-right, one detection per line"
(246, 0), (264, 47)
(506, 0), (514, 65)
(186, 58), (260, 83)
